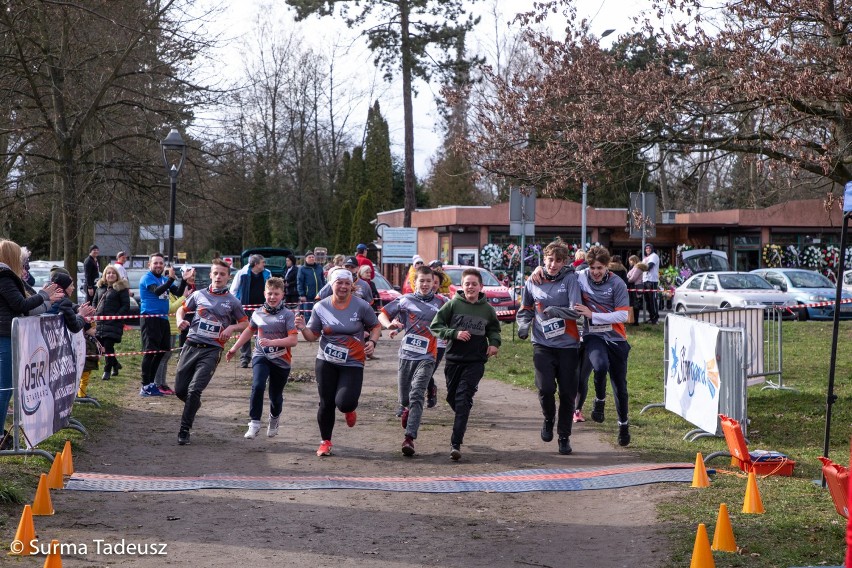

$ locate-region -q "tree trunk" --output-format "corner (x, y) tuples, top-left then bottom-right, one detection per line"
(400, 1), (415, 228)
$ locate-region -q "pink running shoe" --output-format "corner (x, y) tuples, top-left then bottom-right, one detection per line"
(573, 410), (586, 423)
(345, 411), (357, 428)
(316, 440), (333, 457)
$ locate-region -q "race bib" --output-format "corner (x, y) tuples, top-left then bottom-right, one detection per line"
(196, 317), (222, 339)
(540, 317), (566, 339)
(402, 334), (429, 355)
(588, 324), (613, 334)
(323, 343), (349, 363)
(261, 344), (281, 356)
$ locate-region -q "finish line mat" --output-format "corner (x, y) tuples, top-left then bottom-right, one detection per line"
(65, 463), (699, 494)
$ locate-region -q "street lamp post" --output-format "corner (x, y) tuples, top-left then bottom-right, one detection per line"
(160, 128), (187, 266)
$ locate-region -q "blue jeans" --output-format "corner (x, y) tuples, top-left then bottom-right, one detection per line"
(0, 336), (13, 426)
(249, 358), (290, 421)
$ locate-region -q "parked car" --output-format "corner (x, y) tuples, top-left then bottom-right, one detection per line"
(672, 271), (797, 317)
(371, 271), (401, 306)
(440, 265), (518, 322)
(30, 260), (86, 300)
(680, 249), (730, 275)
(844, 270), (852, 296)
(751, 268), (852, 321)
(239, 247), (294, 278)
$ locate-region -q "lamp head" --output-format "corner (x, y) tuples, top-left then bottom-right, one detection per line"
(160, 128), (187, 177)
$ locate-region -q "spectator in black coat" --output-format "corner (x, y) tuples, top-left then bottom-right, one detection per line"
(83, 244), (100, 303)
(93, 265), (131, 380)
(283, 254), (299, 305)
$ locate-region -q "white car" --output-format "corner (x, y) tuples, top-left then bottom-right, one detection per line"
(672, 271), (797, 317)
(844, 270), (852, 296)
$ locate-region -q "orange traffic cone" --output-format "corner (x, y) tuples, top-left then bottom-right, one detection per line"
(742, 471), (765, 514)
(61, 441), (74, 476)
(32, 473), (54, 516)
(43, 539), (62, 568)
(691, 452), (711, 488)
(9, 504), (36, 556)
(46, 452), (64, 490)
(690, 523), (715, 568)
(711, 503), (737, 552)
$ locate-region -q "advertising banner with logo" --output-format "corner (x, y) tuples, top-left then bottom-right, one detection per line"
(14, 315), (84, 448)
(664, 316), (721, 433)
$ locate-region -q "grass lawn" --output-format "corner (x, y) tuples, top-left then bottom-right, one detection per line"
(489, 320), (850, 567)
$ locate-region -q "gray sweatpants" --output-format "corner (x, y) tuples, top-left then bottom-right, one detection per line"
(174, 344), (222, 430)
(398, 358), (435, 439)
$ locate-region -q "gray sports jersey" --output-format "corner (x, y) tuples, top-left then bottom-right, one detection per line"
(381, 294), (446, 361)
(249, 307), (297, 369)
(577, 271), (630, 342)
(519, 271), (582, 348)
(307, 296), (380, 367)
(184, 288), (248, 348)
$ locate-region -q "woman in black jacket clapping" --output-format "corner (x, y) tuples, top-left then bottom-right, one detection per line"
(93, 265), (130, 380)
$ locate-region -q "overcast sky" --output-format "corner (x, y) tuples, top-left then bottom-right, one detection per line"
(201, 0), (649, 177)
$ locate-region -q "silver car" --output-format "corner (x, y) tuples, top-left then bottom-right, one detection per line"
(751, 268), (852, 321)
(672, 272), (796, 316)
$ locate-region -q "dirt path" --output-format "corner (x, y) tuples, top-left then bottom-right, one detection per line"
(35, 337), (676, 567)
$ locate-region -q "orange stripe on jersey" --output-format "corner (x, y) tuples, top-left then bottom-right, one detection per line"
(566, 320), (580, 340)
(342, 336), (366, 364)
(613, 306), (630, 339)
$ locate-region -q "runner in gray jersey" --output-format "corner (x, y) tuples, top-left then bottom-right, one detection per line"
(174, 259), (248, 445)
(516, 239), (583, 455)
(227, 277), (298, 439)
(379, 265), (446, 456)
(295, 268), (381, 457)
(572, 246), (632, 447)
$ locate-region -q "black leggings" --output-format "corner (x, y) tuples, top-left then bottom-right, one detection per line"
(315, 359), (363, 441)
(98, 337), (118, 375)
(585, 335), (631, 423)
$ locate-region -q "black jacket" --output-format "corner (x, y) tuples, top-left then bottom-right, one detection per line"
(93, 279), (131, 341)
(0, 265), (49, 337)
(283, 265), (299, 300)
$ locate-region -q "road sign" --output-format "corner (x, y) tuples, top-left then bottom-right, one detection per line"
(381, 227), (418, 264)
(509, 188), (536, 236)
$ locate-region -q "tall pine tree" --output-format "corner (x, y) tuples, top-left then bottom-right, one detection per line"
(350, 190), (375, 251)
(363, 102), (393, 213)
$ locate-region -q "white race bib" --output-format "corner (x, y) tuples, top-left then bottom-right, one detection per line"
(323, 343), (349, 363)
(588, 324), (613, 334)
(402, 334), (429, 355)
(261, 344), (281, 357)
(540, 317), (566, 339)
(196, 317), (222, 339)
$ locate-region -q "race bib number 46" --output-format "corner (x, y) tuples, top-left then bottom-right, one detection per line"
(402, 334), (429, 355)
(323, 343), (349, 363)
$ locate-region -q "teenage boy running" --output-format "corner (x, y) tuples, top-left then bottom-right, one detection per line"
(378, 265), (446, 456)
(174, 259), (248, 445)
(226, 277), (298, 439)
(515, 240), (583, 455)
(430, 268), (501, 461)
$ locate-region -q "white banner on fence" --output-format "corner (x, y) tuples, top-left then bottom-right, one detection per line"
(15, 315), (84, 448)
(665, 316), (721, 433)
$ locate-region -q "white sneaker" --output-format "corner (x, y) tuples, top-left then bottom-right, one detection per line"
(267, 415), (280, 437)
(244, 420), (262, 439)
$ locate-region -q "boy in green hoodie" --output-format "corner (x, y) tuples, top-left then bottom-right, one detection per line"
(430, 268), (501, 461)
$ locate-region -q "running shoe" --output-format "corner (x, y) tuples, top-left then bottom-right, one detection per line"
(316, 439), (333, 456)
(450, 444), (461, 461)
(573, 410), (586, 423)
(157, 384), (175, 395)
(140, 384), (164, 397)
(400, 407), (409, 429)
(618, 424), (631, 447)
(402, 435), (415, 457)
(177, 428), (191, 445)
(591, 399), (605, 423)
(244, 420), (262, 439)
(345, 411), (357, 427)
(267, 415), (280, 437)
(558, 436), (572, 455)
(540, 419), (554, 442)
(426, 383), (438, 408)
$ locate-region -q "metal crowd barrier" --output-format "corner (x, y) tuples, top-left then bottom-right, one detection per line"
(640, 307), (787, 441)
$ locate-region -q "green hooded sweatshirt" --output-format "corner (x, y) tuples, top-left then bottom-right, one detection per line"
(430, 290), (501, 364)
